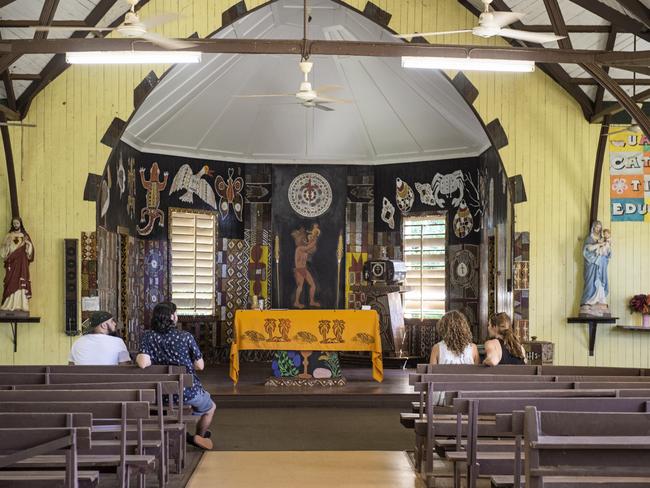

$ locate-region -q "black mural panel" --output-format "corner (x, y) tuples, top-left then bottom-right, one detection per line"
(479, 147), (509, 230)
(374, 157), (482, 245)
(272, 165), (347, 310)
(98, 142), (245, 240)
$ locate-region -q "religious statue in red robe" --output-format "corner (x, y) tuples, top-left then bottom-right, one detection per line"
(1, 217), (34, 313)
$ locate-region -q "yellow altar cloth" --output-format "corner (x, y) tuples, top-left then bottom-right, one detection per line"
(230, 309), (383, 384)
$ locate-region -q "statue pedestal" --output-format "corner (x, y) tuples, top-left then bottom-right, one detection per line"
(578, 303), (610, 317)
(567, 316), (618, 356)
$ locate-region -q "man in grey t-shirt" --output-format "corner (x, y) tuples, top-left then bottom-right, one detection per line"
(68, 311), (131, 365)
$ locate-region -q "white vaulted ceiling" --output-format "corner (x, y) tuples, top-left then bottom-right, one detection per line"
(121, 0), (491, 165)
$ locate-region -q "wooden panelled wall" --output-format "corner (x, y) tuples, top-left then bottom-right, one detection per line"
(0, 0), (645, 366)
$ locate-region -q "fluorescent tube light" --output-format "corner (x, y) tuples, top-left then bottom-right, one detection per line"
(66, 51), (202, 65)
(402, 56), (535, 72)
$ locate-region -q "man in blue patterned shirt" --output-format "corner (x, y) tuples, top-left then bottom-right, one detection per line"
(136, 302), (216, 450)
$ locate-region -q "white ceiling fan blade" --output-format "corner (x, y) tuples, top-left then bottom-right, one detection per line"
(235, 94), (296, 98)
(313, 84), (342, 93)
(32, 25), (115, 32)
(487, 11), (525, 28)
(313, 103), (334, 112)
(313, 96), (352, 104)
(498, 28), (565, 44)
(140, 31), (197, 50)
(141, 13), (181, 30)
(393, 29), (472, 39)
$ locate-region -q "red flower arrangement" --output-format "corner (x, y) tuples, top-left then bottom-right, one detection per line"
(629, 294), (650, 315)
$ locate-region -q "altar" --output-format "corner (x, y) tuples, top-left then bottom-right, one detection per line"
(230, 309), (383, 384)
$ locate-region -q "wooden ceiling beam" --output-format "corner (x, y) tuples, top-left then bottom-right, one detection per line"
(0, 20), (88, 28)
(9, 73), (40, 81)
(615, 0), (650, 29)
(459, 0), (594, 119)
(570, 78), (649, 85)
(525, 25), (611, 33)
(0, 37), (612, 63)
(0, 0), (17, 8)
(592, 87), (650, 121)
(595, 30), (620, 116)
(34, 0), (61, 41)
(567, 0), (650, 42)
(16, 0), (130, 117)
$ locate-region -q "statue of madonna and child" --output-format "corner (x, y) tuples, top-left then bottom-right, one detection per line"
(579, 220), (612, 317)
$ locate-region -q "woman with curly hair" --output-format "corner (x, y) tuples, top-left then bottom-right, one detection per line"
(429, 310), (479, 365)
(483, 312), (526, 366)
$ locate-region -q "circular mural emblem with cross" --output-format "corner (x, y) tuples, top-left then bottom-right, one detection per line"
(288, 172), (333, 218)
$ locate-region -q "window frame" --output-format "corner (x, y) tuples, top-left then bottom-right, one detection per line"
(401, 212), (447, 320)
(168, 207), (217, 317)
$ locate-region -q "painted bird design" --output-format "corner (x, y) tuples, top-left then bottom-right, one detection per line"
(169, 164), (217, 209)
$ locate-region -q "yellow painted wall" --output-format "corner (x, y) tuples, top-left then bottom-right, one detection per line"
(0, 0), (645, 365)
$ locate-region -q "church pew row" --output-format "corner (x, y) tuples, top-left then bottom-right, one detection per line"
(0, 420), (96, 488)
(0, 365), (186, 374)
(0, 400), (158, 488)
(0, 373), (193, 474)
(402, 371), (650, 484)
(415, 364), (650, 377)
(0, 367), (199, 487)
(491, 409), (650, 488)
(0, 380), (191, 474)
(448, 396), (650, 488)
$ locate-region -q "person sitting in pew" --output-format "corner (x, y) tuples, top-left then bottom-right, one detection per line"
(429, 310), (479, 366)
(68, 311), (131, 365)
(136, 302), (216, 451)
(483, 312), (526, 366)
(429, 310), (479, 405)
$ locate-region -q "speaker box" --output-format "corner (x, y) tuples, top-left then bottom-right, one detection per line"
(509, 174), (527, 204)
(64, 239), (79, 336)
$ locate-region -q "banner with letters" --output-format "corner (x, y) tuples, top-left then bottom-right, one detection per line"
(609, 131), (650, 222)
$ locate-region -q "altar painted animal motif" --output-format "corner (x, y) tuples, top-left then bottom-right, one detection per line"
(215, 168), (244, 221)
(169, 164), (217, 209)
(137, 162), (168, 236)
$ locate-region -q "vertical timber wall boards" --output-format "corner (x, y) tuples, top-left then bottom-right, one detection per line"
(0, 0), (647, 365)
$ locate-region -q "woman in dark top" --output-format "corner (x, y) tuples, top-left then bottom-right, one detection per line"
(483, 312), (526, 366)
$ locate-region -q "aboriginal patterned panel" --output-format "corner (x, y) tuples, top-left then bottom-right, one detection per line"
(97, 226), (118, 319)
(80, 231), (97, 322)
(374, 158), (482, 245)
(272, 165), (347, 310)
(513, 231), (530, 342)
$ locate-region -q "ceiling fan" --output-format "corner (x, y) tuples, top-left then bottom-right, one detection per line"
(235, 60), (351, 111)
(31, 0), (195, 50)
(395, 0), (565, 45)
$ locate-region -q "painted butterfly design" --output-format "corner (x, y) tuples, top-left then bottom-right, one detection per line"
(215, 167), (244, 222)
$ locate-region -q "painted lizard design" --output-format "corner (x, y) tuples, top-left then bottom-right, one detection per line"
(137, 162), (168, 236)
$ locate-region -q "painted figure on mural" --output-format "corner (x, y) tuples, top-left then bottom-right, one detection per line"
(579, 220), (611, 316)
(291, 223), (321, 309)
(1, 217), (34, 313)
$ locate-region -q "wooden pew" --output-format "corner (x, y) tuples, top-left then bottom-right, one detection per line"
(415, 364), (650, 376)
(450, 397), (650, 488)
(0, 401), (156, 488)
(0, 424), (94, 488)
(0, 365), (185, 374)
(523, 407), (650, 488)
